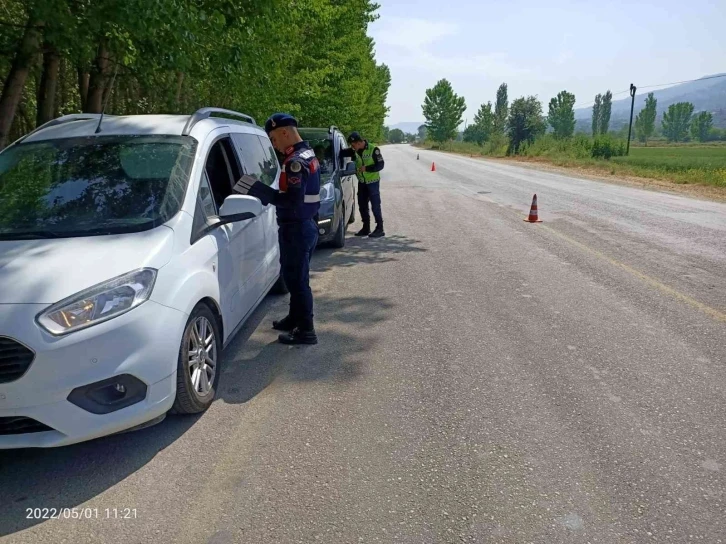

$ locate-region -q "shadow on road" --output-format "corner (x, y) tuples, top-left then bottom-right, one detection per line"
(312, 233), (427, 273)
(0, 285), (394, 536)
(218, 292), (395, 405)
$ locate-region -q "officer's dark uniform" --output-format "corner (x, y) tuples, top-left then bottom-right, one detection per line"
(256, 114), (321, 342)
(341, 132), (385, 237)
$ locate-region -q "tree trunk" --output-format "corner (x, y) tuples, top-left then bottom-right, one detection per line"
(36, 43), (61, 126)
(0, 17), (44, 149)
(77, 66), (89, 109)
(84, 41), (109, 113)
(56, 57), (64, 117)
(175, 71), (184, 111)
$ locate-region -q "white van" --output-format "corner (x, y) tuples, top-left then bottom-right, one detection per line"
(0, 108), (286, 448)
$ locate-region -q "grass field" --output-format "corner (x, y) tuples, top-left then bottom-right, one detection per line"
(613, 146), (726, 186)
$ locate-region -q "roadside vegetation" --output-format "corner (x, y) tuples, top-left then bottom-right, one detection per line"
(0, 0), (391, 150)
(411, 78), (726, 188)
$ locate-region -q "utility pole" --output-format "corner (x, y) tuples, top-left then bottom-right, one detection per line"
(626, 83), (637, 155)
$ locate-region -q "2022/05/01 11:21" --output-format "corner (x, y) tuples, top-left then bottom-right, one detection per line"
(25, 508), (138, 520)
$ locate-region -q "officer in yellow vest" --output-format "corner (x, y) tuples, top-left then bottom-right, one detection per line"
(341, 132), (385, 238)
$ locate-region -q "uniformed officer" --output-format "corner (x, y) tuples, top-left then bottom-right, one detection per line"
(251, 113), (321, 345)
(341, 132), (385, 238)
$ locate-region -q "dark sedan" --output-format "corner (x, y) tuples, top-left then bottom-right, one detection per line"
(298, 126), (357, 248)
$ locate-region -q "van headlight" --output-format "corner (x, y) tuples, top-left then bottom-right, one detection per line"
(320, 182), (335, 202)
(37, 268), (157, 335)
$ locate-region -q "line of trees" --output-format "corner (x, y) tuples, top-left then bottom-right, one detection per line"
(633, 93), (715, 144)
(422, 79), (556, 155)
(0, 0), (391, 150)
(420, 78), (722, 155)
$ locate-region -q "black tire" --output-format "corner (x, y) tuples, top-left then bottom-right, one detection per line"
(271, 273), (289, 294)
(331, 206), (346, 248)
(348, 197), (356, 224)
(171, 304), (223, 415)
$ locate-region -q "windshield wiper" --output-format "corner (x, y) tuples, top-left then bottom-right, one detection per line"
(0, 230), (65, 240)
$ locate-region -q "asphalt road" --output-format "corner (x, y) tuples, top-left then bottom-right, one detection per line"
(2, 144), (725, 543)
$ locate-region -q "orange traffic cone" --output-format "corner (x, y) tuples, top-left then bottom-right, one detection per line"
(524, 194), (543, 223)
(431, 162), (436, 172)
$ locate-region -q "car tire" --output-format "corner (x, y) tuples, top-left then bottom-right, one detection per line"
(331, 206), (346, 248)
(271, 273), (289, 295)
(171, 304), (222, 415)
(348, 197), (356, 224)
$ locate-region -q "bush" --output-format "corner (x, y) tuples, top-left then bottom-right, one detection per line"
(591, 136), (626, 159)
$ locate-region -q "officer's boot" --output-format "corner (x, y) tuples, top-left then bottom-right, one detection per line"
(272, 315), (296, 331)
(355, 224), (371, 237)
(278, 328), (318, 345)
(369, 224), (385, 238)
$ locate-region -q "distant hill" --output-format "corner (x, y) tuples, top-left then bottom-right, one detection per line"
(388, 122), (425, 135)
(574, 73), (726, 132)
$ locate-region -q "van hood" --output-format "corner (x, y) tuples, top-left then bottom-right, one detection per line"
(0, 227), (175, 304)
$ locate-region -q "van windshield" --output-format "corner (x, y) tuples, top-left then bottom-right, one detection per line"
(0, 135), (195, 240)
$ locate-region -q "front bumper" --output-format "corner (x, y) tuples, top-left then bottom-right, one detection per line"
(315, 216), (335, 243)
(0, 300), (187, 448)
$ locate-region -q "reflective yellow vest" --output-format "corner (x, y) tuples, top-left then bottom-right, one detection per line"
(354, 142), (381, 184)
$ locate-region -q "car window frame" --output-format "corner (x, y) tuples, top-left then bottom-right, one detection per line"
(190, 133), (243, 245)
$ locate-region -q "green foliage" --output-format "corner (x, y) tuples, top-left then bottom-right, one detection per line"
(591, 135), (626, 159)
(462, 125), (483, 144)
(591, 91), (612, 136)
(0, 0), (391, 146)
(691, 111), (714, 142)
(462, 102), (493, 145)
(493, 83), (508, 134)
(422, 79), (466, 143)
(507, 96), (545, 154)
(547, 90), (576, 138)
(634, 93), (657, 145)
(518, 133), (625, 160)
(662, 102), (695, 142)
(599, 90), (612, 134)
(388, 128), (405, 144)
(592, 94), (602, 137)
(417, 124), (427, 140)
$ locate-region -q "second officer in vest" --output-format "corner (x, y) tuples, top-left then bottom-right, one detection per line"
(342, 131), (385, 238)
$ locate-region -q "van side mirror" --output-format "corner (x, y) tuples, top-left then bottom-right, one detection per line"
(218, 195), (261, 224)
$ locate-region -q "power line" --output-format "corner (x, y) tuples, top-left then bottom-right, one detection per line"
(637, 72), (726, 91)
(573, 73), (726, 109)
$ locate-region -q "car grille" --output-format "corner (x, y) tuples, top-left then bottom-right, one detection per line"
(0, 416), (54, 435)
(0, 337), (35, 384)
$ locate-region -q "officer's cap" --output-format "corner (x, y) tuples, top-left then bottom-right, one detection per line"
(348, 131), (363, 143)
(265, 113), (298, 134)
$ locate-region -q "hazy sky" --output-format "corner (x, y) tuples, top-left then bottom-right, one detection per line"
(369, 0), (726, 125)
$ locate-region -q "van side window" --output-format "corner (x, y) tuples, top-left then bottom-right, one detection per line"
(204, 138), (241, 209)
(231, 133), (278, 186)
(191, 137), (241, 244)
(191, 172), (217, 242)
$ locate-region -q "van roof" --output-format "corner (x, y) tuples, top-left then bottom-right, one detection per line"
(17, 110), (261, 145)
